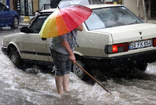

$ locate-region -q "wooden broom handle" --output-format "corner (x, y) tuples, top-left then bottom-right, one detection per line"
(75, 62), (110, 93)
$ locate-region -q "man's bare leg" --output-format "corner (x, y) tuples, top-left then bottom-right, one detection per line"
(63, 74), (70, 92)
(55, 75), (63, 94)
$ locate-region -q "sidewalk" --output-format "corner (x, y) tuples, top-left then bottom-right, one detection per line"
(19, 16), (34, 26)
(147, 20), (156, 24)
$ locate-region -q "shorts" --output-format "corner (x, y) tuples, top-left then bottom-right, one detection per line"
(50, 49), (72, 76)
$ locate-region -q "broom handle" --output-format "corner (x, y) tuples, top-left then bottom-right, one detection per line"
(75, 62), (109, 93)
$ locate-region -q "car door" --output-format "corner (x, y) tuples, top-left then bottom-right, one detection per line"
(0, 3), (12, 25)
(22, 15), (51, 62)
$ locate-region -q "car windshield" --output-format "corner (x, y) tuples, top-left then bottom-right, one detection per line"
(0, 3), (8, 11)
(85, 6), (143, 30)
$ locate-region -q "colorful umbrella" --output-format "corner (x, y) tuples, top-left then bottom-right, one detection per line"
(39, 5), (92, 38)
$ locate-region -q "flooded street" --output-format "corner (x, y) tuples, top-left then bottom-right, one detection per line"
(0, 27), (156, 105)
(0, 50), (156, 105)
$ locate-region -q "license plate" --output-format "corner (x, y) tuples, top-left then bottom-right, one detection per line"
(129, 39), (152, 50)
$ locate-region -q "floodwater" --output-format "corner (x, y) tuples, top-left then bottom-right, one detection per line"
(0, 52), (156, 105)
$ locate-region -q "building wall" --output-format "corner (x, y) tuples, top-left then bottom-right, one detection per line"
(123, 0), (144, 18)
(33, 0), (39, 13)
(123, 0), (139, 16)
(104, 0), (146, 19)
(0, 0), (5, 5)
(39, 0), (50, 10)
(7, 0), (151, 19)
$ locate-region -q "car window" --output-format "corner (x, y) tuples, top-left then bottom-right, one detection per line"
(0, 3), (8, 11)
(85, 13), (105, 30)
(29, 15), (49, 33)
(85, 6), (143, 30)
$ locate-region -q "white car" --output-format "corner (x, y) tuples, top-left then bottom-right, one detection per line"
(2, 4), (156, 79)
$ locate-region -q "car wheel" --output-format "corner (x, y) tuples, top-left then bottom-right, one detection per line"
(10, 17), (19, 29)
(9, 47), (22, 68)
(72, 57), (86, 79)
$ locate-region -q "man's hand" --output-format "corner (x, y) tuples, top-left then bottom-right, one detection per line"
(69, 54), (76, 64)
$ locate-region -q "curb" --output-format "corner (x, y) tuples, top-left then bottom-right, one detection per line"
(19, 23), (29, 26)
(19, 15), (34, 26)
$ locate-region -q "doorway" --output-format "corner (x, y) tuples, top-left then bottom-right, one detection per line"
(151, 0), (156, 18)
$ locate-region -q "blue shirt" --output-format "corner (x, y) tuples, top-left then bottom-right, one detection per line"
(50, 30), (77, 55)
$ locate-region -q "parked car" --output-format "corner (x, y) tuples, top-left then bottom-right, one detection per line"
(0, 2), (19, 28)
(2, 5), (156, 79)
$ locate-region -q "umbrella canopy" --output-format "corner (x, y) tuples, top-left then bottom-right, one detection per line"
(39, 5), (92, 38)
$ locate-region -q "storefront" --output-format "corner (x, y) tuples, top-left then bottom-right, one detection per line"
(0, 0), (10, 7)
(151, 0), (156, 18)
(103, 0), (122, 4)
(19, 0), (51, 15)
(3, 0), (155, 19)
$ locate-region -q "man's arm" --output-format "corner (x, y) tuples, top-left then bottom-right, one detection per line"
(61, 41), (76, 64)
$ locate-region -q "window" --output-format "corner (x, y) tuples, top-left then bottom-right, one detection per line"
(29, 15), (48, 33)
(85, 6), (143, 30)
(39, 0), (50, 10)
(0, 3), (7, 11)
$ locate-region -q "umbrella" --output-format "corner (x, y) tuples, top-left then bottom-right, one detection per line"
(39, 5), (92, 38)
(59, 0), (89, 9)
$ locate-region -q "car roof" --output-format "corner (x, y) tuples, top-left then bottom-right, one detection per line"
(40, 4), (122, 13)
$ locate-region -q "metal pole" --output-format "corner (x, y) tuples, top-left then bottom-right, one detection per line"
(23, 0), (30, 22)
(17, 0), (21, 14)
(6, 0), (10, 7)
(142, 0), (147, 22)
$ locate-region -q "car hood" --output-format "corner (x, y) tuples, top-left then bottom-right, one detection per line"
(3, 32), (24, 46)
(10, 10), (19, 17)
(93, 23), (156, 44)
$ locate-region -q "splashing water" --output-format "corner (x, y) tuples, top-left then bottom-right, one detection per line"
(0, 53), (156, 105)
(145, 63), (156, 75)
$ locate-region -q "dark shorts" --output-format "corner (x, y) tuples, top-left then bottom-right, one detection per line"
(50, 49), (72, 76)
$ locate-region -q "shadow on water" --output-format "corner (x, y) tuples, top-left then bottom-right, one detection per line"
(82, 67), (153, 85)
(105, 68), (150, 80)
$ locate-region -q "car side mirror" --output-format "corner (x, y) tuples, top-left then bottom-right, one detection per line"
(20, 27), (30, 33)
(6, 5), (10, 11)
(41, 38), (47, 41)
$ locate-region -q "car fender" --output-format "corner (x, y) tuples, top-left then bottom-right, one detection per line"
(74, 51), (83, 56)
(10, 10), (19, 19)
(8, 41), (21, 57)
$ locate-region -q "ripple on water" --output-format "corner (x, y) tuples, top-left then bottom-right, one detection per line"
(0, 53), (156, 105)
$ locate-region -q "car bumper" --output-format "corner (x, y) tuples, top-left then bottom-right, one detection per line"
(1, 46), (8, 55)
(83, 50), (156, 69)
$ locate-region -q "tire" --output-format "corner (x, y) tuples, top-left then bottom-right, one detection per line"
(10, 17), (19, 29)
(72, 57), (86, 79)
(9, 47), (22, 68)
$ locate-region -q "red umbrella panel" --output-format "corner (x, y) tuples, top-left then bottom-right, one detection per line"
(39, 5), (92, 38)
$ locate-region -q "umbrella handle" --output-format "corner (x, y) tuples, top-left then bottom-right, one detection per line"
(75, 62), (110, 93)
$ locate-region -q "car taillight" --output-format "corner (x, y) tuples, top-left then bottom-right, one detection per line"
(105, 43), (129, 54)
(153, 38), (156, 47)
